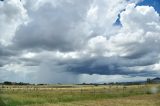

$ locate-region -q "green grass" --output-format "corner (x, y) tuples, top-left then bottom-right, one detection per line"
(0, 96), (6, 106)
(0, 84), (160, 106)
(0, 89), (6, 106)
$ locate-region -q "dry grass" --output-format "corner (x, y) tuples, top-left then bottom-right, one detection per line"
(26, 94), (160, 106)
(1, 84), (160, 106)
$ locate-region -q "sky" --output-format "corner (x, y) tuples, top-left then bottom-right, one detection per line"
(0, 0), (160, 84)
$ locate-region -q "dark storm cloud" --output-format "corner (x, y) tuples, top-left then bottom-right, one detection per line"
(66, 55), (159, 76)
(13, 0), (92, 52)
(0, 47), (14, 57)
(0, 45), (20, 67)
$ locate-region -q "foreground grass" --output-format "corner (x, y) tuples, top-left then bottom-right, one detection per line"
(0, 97), (6, 106)
(26, 94), (160, 106)
(0, 84), (160, 106)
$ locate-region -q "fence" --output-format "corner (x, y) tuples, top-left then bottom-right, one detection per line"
(0, 84), (154, 95)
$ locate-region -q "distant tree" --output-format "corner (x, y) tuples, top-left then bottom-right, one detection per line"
(38, 84), (45, 85)
(147, 78), (152, 84)
(103, 83), (107, 85)
(94, 84), (98, 86)
(57, 83), (62, 85)
(82, 83), (86, 85)
(3, 81), (12, 85)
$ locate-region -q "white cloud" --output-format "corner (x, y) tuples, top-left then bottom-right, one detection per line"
(106, 3), (160, 58)
(79, 74), (149, 83)
(0, 0), (28, 45)
(152, 61), (160, 71)
(120, 4), (160, 32)
(21, 52), (36, 59)
(0, 0), (160, 83)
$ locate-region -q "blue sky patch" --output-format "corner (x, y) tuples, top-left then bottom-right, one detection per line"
(137, 0), (160, 13)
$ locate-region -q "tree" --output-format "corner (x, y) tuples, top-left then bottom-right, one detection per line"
(3, 81), (12, 85)
(147, 78), (152, 84)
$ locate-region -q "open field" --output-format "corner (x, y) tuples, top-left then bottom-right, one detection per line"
(0, 84), (160, 106)
(26, 94), (160, 106)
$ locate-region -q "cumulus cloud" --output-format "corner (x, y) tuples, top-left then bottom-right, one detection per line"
(0, 0), (160, 83)
(65, 3), (160, 78)
(13, 0), (92, 51)
(0, 0), (28, 45)
(13, 0), (131, 51)
(108, 4), (160, 58)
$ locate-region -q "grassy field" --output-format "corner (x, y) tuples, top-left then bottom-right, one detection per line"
(0, 84), (160, 106)
(0, 97), (6, 106)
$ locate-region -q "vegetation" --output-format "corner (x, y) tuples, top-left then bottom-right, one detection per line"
(0, 97), (6, 106)
(0, 84), (160, 106)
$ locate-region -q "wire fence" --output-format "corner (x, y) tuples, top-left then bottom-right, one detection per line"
(0, 84), (158, 95)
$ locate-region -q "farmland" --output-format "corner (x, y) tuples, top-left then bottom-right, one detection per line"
(0, 84), (160, 106)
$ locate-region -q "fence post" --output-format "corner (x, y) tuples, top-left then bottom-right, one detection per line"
(123, 86), (127, 94)
(81, 88), (83, 94)
(93, 87), (95, 96)
(0, 85), (1, 92)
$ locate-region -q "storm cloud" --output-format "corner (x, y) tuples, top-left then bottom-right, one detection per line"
(0, 0), (160, 83)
